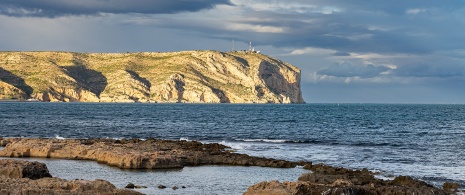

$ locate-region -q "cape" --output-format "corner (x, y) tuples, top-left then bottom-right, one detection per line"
(0, 50), (304, 103)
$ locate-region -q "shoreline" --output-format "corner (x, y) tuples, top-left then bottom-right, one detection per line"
(0, 137), (304, 169)
(0, 137), (462, 194)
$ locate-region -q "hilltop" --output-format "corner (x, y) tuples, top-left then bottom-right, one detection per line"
(0, 50), (304, 103)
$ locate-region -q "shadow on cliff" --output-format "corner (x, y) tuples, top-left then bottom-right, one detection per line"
(187, 68), (230, 103)
(126, 70), (151, 89)
(0, 67), (33, 97)
(258, 61), (303, 103)
(61, 55), (108, 97)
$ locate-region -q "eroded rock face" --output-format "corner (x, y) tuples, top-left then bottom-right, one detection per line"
(0, 159), (51, 179)
(0, 51), (304, 103)
(0, 138), (305, 169)
(0, 81), (28, 100)
(244, 164), (451, 195)
(0, 159), (141, 195)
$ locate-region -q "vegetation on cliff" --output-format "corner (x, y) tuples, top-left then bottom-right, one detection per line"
(0, 50), (304, 103)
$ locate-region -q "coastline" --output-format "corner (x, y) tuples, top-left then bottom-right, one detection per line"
(0, 137), (461, 194)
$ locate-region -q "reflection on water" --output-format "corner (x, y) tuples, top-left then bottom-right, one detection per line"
(0, 157), (306, 195)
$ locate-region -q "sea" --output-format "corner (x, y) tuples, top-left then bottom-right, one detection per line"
(0, 102), (464, 194)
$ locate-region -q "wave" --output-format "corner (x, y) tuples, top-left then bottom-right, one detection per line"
(54, 135), (65, 140)
(240, 139), (288, 143)
(179, 137), (192, 142)
(235, 138), (314, 143)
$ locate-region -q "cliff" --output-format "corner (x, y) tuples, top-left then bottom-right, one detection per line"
(0, 51), (304, 103)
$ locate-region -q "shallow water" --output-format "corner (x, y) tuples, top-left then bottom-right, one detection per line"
(1, 157), (306, 195)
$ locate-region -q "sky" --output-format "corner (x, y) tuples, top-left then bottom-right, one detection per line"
(1, 0), (464, 103)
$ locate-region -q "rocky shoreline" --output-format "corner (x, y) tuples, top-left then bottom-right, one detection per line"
(0, 137), (462, 194)
(0, 159), (141, 194)
(0, 137), (302, 169)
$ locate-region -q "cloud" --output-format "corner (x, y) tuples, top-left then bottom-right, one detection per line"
(285, 47), (336, 56)
(333, 51), (351, 56)
(406, 8), (427, 15)
(226, 23), (285, 33)
(0, 0), (232, 17)
(318, 62), (392, 78)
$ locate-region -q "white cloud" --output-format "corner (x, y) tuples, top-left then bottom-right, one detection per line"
(226, 23), (285, 33)
(406, 8), (427, 15)
(284, 47), (337, 56)
(230, 0), (341, 14)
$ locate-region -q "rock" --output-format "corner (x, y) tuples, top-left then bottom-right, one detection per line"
(0, 81), (28, 100)
(172, 186), (179, 190)
(125, 183), (135, 189)
(0, 159), (52, 179)
(245, 169), (450, 195)
(0, 176), (142, 195)
(0, 138), (307, 169)
(182, 186), (186, 188)
(158, 185), (167, 189)
(299, 165), (375, 186)
(390, 175), (433, 188)
(443, 182), (461, 192)
(0, 159), (142, 195)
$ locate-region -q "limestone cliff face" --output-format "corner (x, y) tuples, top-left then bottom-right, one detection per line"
(0, 51), (304, 103)
(0, 81), (28, 100)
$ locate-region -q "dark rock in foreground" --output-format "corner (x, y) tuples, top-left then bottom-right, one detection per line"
(0, 138), (304, 169)
(244, 163), (454, 195)
(0, 159), (52, 179)
(0, 159), (141, 195)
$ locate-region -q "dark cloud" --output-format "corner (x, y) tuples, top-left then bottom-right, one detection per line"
(0, 0), (232, 17)
(194, 6), (435, 55)
(318, 62), (392, 78)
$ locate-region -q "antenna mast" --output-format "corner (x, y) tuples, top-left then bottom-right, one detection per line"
(232, 40), (235, 52)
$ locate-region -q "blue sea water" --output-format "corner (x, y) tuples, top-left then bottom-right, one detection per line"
(0, 102), (464, 193)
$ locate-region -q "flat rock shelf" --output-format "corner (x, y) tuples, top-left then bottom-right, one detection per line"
(0, 138), (461, 195)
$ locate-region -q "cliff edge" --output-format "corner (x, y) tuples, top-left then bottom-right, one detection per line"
(0, 50), (304, 103)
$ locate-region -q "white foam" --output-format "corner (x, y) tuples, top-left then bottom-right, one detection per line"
(220, 141), (249, 151)
(54, 135), (65, 140)
(240, 139), (288, 143)
(180, 137), (191, 142)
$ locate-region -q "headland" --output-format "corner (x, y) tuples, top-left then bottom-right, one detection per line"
(0, 51), (304, 103)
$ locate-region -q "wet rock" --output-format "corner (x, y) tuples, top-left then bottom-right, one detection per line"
(443, 182), (460, 192)
(125, 183), (135, 189)
(158, 184), (167, 189)
(182, 186), (186, 188)
(172, 186), (179, 190)
(390, 175), (433, 188)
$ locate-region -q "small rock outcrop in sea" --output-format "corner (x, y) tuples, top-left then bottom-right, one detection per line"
(0, 138), (305, 169)
(0, 159), (142, 195)
(0, 51), (304, 103)
(244, 163), (452, 195)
